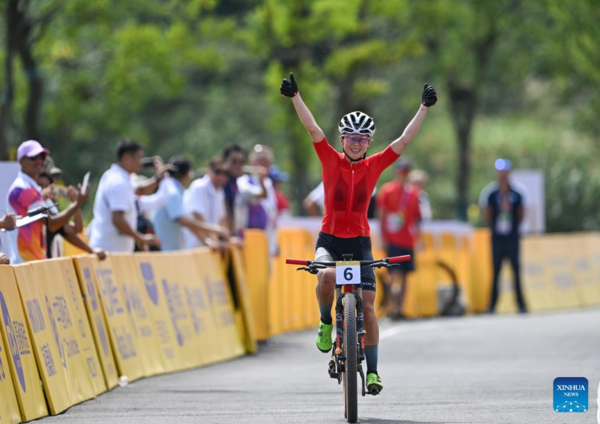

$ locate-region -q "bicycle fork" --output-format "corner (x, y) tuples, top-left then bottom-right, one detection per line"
(329, 288), (368, 396)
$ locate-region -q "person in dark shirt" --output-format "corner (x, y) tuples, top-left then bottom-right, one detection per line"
(222, 144), (247, 233)
(483, 159), (527, 314)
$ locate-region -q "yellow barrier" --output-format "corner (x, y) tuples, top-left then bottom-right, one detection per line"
(13, 259), (104, 415)
(243, 230), (270, 341)
(110, 254), (167, 376)
(0, 267), (47, 422)
(135, 251), (213, 369)
(87, 257), (146, 382)
(229, 247), (258, 354)
(0, 322), (21, 424)
(72, 256), (119, 389)
(3, 227), (600, 424)
(191, 249), (245, 362)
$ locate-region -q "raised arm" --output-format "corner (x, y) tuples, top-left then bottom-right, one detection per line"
(280, 73), (325, 143)
(390, 84), (437, 155)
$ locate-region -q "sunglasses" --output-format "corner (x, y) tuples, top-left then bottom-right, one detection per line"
(28, 153), (47, 161)
(213, 168), (228, 175)
(344, 135), (371, 145)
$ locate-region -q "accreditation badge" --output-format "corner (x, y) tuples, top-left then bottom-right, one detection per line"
(386, 211), (405, 233)
(496, 211), (512, 234)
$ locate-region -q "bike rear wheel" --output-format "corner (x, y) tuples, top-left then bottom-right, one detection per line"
(343, 294), (358, 423)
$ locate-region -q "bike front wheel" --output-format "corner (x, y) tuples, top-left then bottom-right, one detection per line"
(343, 294), (358, 423)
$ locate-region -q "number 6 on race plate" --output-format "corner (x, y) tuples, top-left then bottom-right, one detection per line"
(336, 261), (361, 285)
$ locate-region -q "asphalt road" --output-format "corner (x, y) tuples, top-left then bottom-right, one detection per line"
(45, 308), (600, 424)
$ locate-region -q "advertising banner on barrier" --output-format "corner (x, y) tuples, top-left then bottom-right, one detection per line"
(0, 324), (21, 424)
(109, 254), (165, 376)
(52, 259), (106, 396)
(191, 249), (244, 362)
(13, 263), (74, 414)
(542, 235), (582, 309)
(73, 256), (119, 389)
(91, 257), (146, 382)
(132, 253), (183, 372)
(25, 259), (105, 410)
(522, 237), (559, 311)
(136, 251), (221, 369)
(569, 235), (600, 306)
(229, 247), (257, 354)
(0, 267), (48, 422)
(243, 230), (270, 341)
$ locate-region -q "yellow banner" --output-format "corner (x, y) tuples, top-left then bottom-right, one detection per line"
(72, 256), (119, 389)
(228, 247), (257, 354)
(27, 259), (105, 408)
(0, 266), (45, 423)
(243, 230), (270, 341)
(0, 321), (21, 424)
(191, 250), (244, 362)
(172, 251), (223, 366)
(133, 253), (187, 371)
(91, 257), (146, 382)
(109, 254), (166, 376)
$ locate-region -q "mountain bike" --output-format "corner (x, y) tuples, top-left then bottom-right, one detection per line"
(286, 254), (411, 424)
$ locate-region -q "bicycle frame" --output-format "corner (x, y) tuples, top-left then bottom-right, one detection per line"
(286, 254), (410, 423)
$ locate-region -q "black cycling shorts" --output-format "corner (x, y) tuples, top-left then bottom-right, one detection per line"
(315, 232), (376, 291)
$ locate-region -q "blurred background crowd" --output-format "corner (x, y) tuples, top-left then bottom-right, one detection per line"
(0, 0), (598, 316)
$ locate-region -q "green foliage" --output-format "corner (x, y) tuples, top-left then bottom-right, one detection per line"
(0, 0), (598, 230)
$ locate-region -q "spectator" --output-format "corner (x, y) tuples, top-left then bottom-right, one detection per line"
(481, 158), (527, 314)
(151, 156), (227, 251)
(37, 171), (106, 260)
(5, 140), (87, 264)
(235, 144), (278, 255)
(408, 169), (433, 222)
(0, 213), (17, 264)
(222, 144), (247, 232)
(182, 157), (231, 249)
(303, 181), (325, 217)
(269, 165), (291, 217)
(377, 158), (421, 319)
(89, 139), (161, 253)
(0, 214), (17, 231)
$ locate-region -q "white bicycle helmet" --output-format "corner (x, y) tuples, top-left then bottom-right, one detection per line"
(338, 111), (376, 137)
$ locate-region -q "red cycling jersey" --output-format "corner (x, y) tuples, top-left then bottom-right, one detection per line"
(314, 137), (400, 238)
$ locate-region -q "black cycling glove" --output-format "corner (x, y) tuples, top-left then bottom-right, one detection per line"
(422, 83), (437, 107)
(280, 73), (299, 98)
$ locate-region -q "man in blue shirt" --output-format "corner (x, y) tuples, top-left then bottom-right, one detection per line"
(152, 157), (221, 251)
(483, 159), (527, 313)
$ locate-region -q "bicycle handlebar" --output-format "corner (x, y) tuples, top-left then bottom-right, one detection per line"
(285, 255), (411, 269)
(286, 259), (309, 266)
(388, 255), (411, 264)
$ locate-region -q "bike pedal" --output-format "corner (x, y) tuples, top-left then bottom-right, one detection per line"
(367, 386), (382, 396)
(327, 360), (339, 379)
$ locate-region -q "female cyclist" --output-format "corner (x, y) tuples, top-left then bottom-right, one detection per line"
(280, 73), (437, 394)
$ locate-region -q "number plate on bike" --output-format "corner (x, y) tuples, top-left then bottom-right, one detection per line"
(335, 261), (361, 285)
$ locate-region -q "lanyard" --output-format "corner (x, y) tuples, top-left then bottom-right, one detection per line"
(496, 190), (513, 214)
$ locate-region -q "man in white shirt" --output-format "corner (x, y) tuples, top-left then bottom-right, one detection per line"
(183, 157), (231, 249)
(89, 139), (161, 252)
(151, 156), (228, 251)
(235, 145), (278, 255)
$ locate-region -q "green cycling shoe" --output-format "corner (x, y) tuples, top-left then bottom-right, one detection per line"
(316, 321), (333, 353)
(366, 373), (383, 394)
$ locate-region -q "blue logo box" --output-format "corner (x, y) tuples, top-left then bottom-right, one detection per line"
(553, 377), (588, 412)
